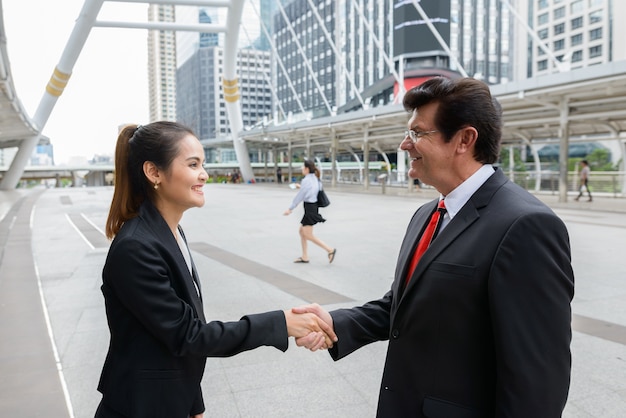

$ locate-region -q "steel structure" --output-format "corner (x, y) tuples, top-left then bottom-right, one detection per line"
(0, 0), (251, 190)
(0, 0), (625, 201)
(239, 60), (626, 200)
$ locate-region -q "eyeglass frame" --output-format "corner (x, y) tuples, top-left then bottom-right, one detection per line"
(404, 129), (439, 143)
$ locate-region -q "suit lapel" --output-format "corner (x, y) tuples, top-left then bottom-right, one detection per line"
(395, 202), (435, 277)
(397, 169), (508, 303)
(178, 227), (206, 322)
(391, 200), (437, 311)
(140, 202), (206, 321)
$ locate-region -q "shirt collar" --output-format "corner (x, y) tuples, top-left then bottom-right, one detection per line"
(440, 164), (495, 220)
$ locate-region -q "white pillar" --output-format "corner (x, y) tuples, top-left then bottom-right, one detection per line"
(0, 0), (106, 190)
(222, 0), (254, 183)
(558, 98), (570, 202)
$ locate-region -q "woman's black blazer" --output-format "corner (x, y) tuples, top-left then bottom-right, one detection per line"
(97, 201), (288, 418)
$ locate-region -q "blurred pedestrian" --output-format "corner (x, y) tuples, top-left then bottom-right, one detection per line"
(283, 159), (336, 264)
(575, 159), (592, 202)
(276, 166), (283, 183)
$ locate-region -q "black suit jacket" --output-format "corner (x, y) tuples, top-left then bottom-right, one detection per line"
(329, 169), (574, 417)
(97, 201), (288, 418)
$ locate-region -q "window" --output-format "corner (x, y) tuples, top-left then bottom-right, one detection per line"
(538, 60), (548, 71)
(590, 28), (602, 40)
(554, 7), (565, 19)
(589, 45), (602, 58)
(589, 10), (602, 24)
(571, 33), (583, 46)
(554, 23), (565, 35)
(538, 13), (549, 25)
(538, 0), (548, 9)
(554, 39), (565, 51)
(571, 0), (583, 13)
(538, 28), (549, 39)
(571, 50), (583, 62)
(571, 17), (583, 30)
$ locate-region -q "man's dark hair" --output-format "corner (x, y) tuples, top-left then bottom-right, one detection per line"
(403, 77), (502, 164)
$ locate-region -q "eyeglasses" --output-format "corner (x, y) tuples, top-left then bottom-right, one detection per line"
(404, 129), (438, 142)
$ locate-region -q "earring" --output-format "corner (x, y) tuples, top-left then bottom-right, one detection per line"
(153, 182), (159, 190)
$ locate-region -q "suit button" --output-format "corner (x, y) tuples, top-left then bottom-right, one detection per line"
(391, 329), (399, 338)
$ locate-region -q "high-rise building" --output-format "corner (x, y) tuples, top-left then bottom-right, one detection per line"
(253, 0), (281, 51)
(174, 4), (274, 163)
(273, 0), (336, 119)
(449, 0), (513, 84)
(514, 0), (626, 79)
(337, 0), (394, 110)
(148, 4), (177, 122)
(177, 45), (272, 162)
(198, 9), (218, 48)
(273, 0), (513, 118)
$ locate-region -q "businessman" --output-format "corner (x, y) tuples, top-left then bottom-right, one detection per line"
(295, 77), (575, 417)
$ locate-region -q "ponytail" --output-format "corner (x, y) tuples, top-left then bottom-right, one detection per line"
(106, 124), (142, 239)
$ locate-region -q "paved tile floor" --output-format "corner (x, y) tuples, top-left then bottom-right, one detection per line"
(1, 183), (625, 417)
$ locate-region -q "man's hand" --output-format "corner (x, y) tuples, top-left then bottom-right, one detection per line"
(284, 306), (337, 348)
(290, 304), (335, 351)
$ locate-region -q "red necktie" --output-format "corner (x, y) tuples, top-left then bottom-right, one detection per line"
(405, 200), (447, 286)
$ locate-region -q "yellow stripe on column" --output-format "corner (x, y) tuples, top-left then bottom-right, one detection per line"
(46, 67), (72, 97)
(224, 94), (240, 103)
(222, 78), (240, 103)
(54, 67), (71, 81)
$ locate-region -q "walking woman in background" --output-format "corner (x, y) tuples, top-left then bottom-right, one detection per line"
(95, 122), (336, 418)
(575, 159), (593, 202)
(283, 159), (336, 264)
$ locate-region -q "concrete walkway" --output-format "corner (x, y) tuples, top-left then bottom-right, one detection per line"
(1, 183), (625, 417)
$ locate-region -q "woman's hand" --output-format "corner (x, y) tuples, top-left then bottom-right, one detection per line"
(283, 308), (337, 348)
(283, 209), (292, 216)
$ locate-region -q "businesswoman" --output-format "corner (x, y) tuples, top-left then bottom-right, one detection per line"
(283, 159), (336, 263)
(95, 122), (336, 418)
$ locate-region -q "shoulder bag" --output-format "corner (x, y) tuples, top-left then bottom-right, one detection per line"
(317, 180), (330, 207)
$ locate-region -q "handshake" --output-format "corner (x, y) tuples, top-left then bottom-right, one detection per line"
(283, 303), (335, 351)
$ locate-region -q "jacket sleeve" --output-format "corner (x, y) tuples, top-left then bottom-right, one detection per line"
(328, 290), (393, 360)
(190, 386), (204, 416)
(103, 236), (289, 357)
(489, 211), (574, 416)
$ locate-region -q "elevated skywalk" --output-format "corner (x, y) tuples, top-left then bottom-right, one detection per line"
(0, 2), (39, 151)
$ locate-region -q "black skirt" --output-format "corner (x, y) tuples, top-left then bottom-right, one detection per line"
(301, 202), (326, 226)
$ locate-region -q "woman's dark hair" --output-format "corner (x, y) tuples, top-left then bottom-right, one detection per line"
(105, 121), (195, 239)
(303, 159), (320, 178)
(403, 77), (502, 164)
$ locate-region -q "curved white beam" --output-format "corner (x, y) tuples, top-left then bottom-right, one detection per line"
(1, 0), (106, 190)
(222, 0), (254, 182)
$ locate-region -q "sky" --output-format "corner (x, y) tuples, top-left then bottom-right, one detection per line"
(4, 0), (150, 165)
